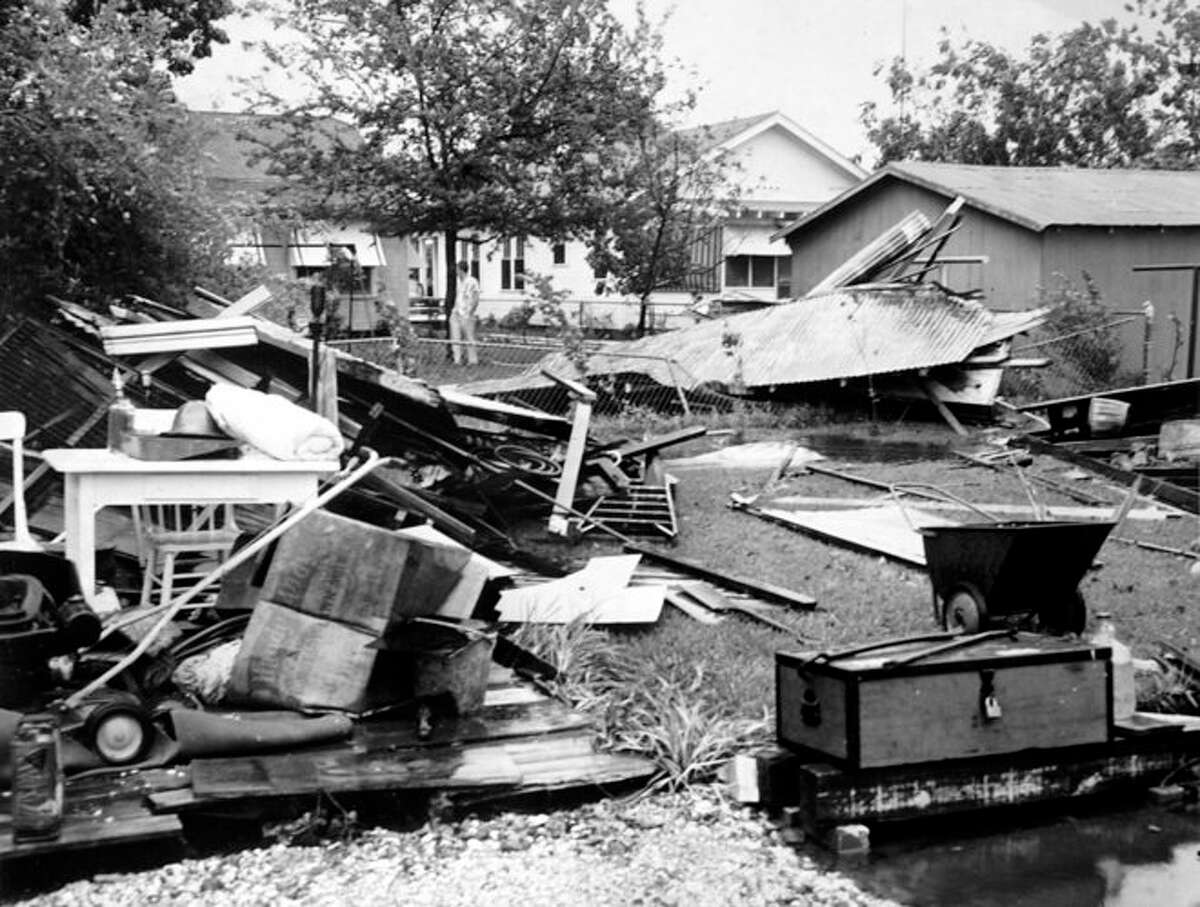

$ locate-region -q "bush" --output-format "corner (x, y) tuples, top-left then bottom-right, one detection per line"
(1002, 272), (1128, 401)
(509, 611), (776, 790)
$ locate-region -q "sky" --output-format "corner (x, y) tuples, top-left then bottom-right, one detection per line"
(174, 0), (1134, 164)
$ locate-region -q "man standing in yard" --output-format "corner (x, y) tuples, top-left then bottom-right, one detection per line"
(451, 260), (480, 366)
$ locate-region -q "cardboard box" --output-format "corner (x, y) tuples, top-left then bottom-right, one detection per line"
(227, 600), (409, 713)
(257, 510), (471, 632)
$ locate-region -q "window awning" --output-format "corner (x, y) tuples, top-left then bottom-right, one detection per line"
(722, 224), (790, 258)
(289, 227), (388, 268)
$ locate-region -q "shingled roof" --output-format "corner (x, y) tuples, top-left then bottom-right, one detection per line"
(189, 110), (361, 195)
(777, 161), (1200, 239)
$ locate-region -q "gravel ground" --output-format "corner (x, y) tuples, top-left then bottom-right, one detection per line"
(11, 788), (900, 907)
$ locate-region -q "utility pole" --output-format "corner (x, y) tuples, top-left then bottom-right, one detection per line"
(1133, 263), (1200, 379)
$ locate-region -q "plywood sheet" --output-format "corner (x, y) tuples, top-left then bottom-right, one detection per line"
(750, 504), (957, 566)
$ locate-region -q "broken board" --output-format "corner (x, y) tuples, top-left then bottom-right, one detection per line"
(148, 665), (655, 815)
(746, 727), (1200, 834)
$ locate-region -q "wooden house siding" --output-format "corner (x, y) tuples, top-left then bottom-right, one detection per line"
(1042, 226), (1200, 377)
(786, 175), (1200, 378)
(788, 182), (1042, 307)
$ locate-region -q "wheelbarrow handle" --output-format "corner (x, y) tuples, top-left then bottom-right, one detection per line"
(881, 629), (1015, 669)
(805, 631), (962, 666)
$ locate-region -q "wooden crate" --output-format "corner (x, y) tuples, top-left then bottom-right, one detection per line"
(776, 634), (1111, 769)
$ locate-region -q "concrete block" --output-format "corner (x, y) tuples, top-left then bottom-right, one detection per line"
(832, 823), (871, 856)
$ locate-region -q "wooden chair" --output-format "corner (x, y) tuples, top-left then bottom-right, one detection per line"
(0, 411), (41, 551)
(132, 503), (241, 608)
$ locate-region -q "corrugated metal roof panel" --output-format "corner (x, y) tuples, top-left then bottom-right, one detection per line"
(532, 285), (998, 391)
(452, 291), (1049, 399)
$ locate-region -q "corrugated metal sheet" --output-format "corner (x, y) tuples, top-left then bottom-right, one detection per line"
(460, 286), (1038, 396)
(980, 307), (1051, 346)
(808, 211), (931, 294)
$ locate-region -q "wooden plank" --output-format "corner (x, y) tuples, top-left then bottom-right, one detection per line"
(920, 378), (968, 436)
(1022, 434), (1199, 514)
(548, 389), (592, 536)
(664, 588), (726, 624)
(758, 732), (1200, 827)
(616, 426), (707, 459)
(189, 741), (523, 800)
(0, 781), (184, 863)
(100, 317), (259, 355)
(354, 699), (592, 749)
(624, 543), (817, 610)
(0, 813), (182, 861)
(506, 752), (656, 789)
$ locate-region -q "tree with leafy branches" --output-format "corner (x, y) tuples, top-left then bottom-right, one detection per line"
(0, 1), (237, 313)
(860, 0), (1200, 168)
(63, 0), (232, 73)
(250, 0), (675, 336)
(586, 124), (730, 337)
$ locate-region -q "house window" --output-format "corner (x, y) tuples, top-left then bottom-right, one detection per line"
(552, 242), (566, 265)
(294, 264), (374, 294)
(501, 237), (526, 291)
(776, 256), (792, 299)
(725, 255), (791, 292)
(593, 265), (615, 296)
(458, 240), (481, 280)
(725, 256), (750, 287)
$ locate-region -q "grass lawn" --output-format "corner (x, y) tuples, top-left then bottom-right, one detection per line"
(514, 418), (1200, 785)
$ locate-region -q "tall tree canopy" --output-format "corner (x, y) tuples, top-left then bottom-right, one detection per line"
(0, 1), (236, 312)
(64, 0), (232, 73)
(254, 0), (675, 315)
(860, 0), (1200, 168)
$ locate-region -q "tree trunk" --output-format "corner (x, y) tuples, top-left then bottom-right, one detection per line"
(636, 292), (651, 338)
(443, 227), (458, 344)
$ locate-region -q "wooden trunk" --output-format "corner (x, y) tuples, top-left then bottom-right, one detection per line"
(776, 634), (1111, 769)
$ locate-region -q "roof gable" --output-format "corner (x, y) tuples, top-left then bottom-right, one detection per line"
(678, 111), (866, 182)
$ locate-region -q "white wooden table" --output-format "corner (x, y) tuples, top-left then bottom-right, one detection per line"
(42, 449), (339, 604)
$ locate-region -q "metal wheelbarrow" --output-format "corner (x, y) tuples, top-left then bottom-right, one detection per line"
(918, 520), (1115, 635)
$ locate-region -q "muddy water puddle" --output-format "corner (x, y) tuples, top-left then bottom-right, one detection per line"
(833, 802), (1200, 906)
(798, 433), (956, 464)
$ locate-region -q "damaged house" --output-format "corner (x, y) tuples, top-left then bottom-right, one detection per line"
(774, 162), (1200, 381)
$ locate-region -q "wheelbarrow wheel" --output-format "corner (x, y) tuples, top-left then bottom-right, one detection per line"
(942, 583), (988, 634)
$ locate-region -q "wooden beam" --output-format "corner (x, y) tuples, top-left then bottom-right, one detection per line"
(758, 732), (1200, 830)
(919, 378), (968, 436)
(1022, 434), (1198, 514)
(624, 542), (816, 609)
(548, 385), (593, 537)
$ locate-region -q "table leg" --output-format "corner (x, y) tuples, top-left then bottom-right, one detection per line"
(63, 474), (98, 603)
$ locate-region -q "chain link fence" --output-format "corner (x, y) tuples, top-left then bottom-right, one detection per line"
(1002, 311), (1151, 403)
(333, 308), (1160, 417)
(327, 334), (725, 417)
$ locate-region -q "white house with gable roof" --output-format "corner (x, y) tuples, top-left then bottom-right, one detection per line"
(415, 110), (866, 332)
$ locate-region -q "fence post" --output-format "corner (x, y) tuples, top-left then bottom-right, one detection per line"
(1141, 300), (1154, 386)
